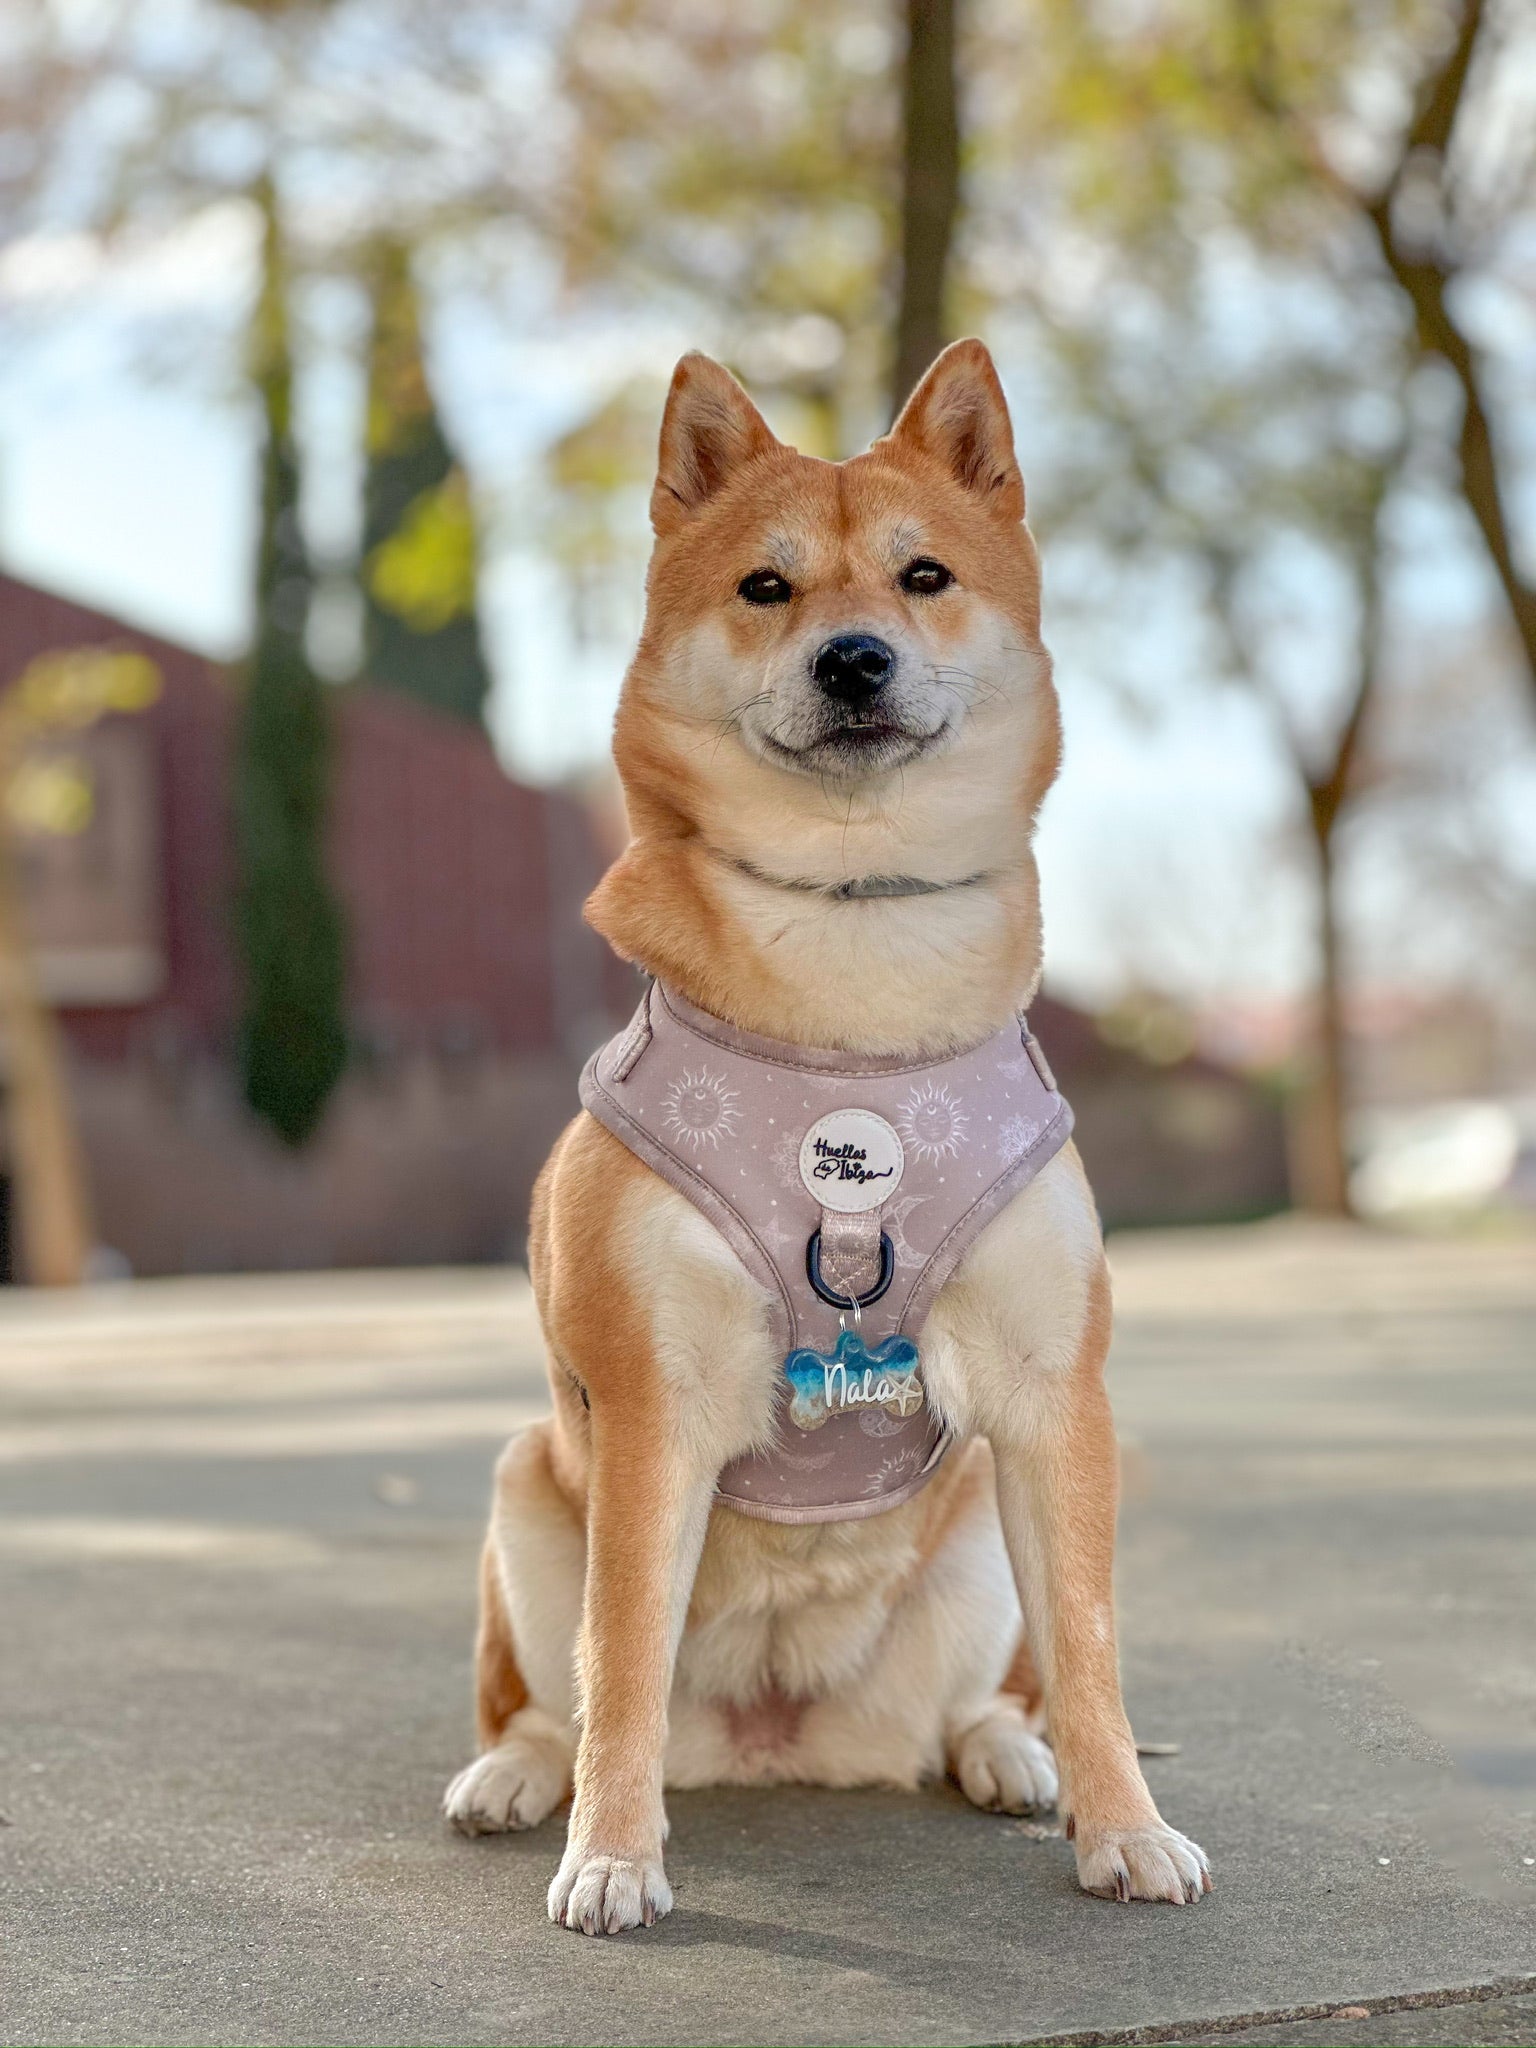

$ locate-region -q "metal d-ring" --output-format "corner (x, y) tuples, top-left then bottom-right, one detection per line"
(805, 1230), (895, 1312)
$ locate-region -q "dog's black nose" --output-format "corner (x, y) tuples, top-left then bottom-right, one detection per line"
(812, 633), (895, 701)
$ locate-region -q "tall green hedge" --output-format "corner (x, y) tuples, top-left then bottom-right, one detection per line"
(361, 240), (493, 727)
(235, 185), (347, 1147)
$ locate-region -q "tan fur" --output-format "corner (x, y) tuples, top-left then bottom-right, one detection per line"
(445, 342), (1210, 1932)
(1001, 1625), (1046, 1726)
(473, 1534), (527, 1748)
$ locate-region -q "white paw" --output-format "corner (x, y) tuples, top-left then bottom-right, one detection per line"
(547, 1849), (672, 1935)
(952, 1710), (1059, 1814)
(444, 1732), (570, 1835)
(1074, 1819), (1212, 1904)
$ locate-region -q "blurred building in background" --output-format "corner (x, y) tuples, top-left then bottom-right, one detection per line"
(0, 573), (631, 1277)
(1033, 996), (1289, 1230)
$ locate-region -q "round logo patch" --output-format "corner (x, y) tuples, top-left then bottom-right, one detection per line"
(798, 1109), (905, 1213)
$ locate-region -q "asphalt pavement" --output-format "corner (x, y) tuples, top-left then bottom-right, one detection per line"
(2, 1224), (1534, 2045)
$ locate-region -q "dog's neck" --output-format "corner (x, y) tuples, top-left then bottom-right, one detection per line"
(587, 716), (1050, 1058)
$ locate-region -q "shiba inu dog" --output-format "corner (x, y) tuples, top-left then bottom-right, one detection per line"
(444, 339), (1211, 1934)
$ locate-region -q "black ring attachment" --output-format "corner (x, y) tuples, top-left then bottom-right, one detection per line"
(805, 1230), (895, 1311)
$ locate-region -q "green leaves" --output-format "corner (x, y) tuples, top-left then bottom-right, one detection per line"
(360, 241), (493, 726)
(366, 472), (479, 635)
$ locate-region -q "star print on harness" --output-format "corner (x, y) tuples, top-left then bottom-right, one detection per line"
(580, 981), (1074, 1523)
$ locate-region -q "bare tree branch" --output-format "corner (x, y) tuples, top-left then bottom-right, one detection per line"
(1361, 2), (1536, 688)
(1242, 0), (1536, 702)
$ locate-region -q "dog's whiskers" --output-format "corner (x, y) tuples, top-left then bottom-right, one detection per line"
(680, 692), (776, 762)
(928, 666), (1005, 721)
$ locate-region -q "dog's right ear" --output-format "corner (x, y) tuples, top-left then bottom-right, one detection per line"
(651, 353), (780, 536)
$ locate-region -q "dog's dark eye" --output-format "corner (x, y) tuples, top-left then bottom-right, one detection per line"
(899, 558), (953, 595)
(738, 569), (793, 606)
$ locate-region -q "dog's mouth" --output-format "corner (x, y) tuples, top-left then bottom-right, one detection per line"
(755, 715), (950, 777)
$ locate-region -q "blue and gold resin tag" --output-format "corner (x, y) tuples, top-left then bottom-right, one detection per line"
(784, 1329), (924, 1432)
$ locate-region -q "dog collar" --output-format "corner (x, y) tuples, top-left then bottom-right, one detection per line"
(718, 852), (997, 901)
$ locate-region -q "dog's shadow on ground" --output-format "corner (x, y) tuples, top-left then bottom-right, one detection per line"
(448, 1783), (1098, 1988)
(639, 1904), (972, 1984)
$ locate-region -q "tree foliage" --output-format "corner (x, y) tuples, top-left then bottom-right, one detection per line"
(5, 0), (1533, 1201)
(960, 0), (1531, 1207)
(361, 239), (493, 726)
(984, 0), (1536, 703)
(556, 0), (901, 453)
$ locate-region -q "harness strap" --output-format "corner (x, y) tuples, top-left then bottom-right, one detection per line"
(816, 1207), (885, 1306)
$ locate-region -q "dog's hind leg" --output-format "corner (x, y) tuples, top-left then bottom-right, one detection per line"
(948, 1690), (1058, 1815)
(949, 1620), (1058, 1812)
(444, 1421), (580, 1834)
(942, 1482), (1058, 1815)
(473, 1530), (526, 1748)
(999, 1629), (1047, 1729)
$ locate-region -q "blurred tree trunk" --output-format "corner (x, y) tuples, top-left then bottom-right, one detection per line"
(0, 772), (92, 1284)
(1289, 826), (1353, 1216)
(235, 180), (348, 1147)
(1285, 538), (1384, 1218)
(891, 0), (960, 416)
(361, 240), (493, 727)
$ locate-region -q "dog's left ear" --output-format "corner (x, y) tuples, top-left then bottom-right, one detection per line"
(883, 340), (1024, 522)
(651, 353), (781, 535)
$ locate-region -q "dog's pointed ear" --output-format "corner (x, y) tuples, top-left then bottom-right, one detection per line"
(883, 340), (1024, 522)
(651, 353), (780, 535)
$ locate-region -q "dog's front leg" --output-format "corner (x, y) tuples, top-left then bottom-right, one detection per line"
(989, 1267), (1212, 1906)
(547, 1396), (714, 1935)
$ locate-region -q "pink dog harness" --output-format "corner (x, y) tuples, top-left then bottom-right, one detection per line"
(580, 981), (1073, 1523)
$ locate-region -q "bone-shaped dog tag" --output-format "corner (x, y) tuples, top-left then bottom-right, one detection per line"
(783, 1329), (924, 1432)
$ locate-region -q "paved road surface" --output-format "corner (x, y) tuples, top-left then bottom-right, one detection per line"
(3, 1222), (1534, 2045)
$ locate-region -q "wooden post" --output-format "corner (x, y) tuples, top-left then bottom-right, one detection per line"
(0, 721), (94, 1285)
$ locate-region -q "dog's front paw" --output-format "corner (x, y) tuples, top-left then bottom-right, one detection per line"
(1074, 1819), (1212, 1905)
(444, 1730), (570, 1835)
(952, 1711), (1058, 1815)
(548, 1848), (672, 1935)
